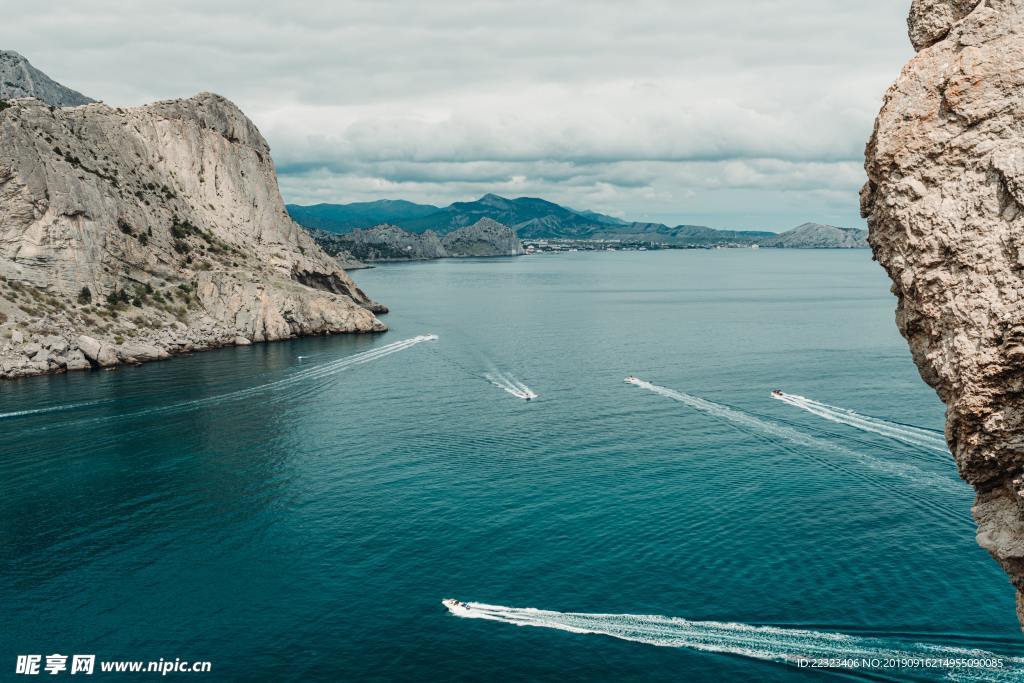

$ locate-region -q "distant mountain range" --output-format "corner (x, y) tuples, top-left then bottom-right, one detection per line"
(287, 194), (866, 247)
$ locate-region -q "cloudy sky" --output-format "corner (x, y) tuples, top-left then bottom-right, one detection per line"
(1, 1), (913, 229)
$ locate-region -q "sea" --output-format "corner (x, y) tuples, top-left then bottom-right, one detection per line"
(2, 249), (1023, 681)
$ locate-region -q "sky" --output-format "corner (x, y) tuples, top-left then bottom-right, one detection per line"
(0, 1), (914, 230)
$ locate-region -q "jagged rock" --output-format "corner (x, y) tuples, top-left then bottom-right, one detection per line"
(10, 330), (23, 344)
(233, 336), (251, 346)
(864, 0), (1024, 627)
(22, 342), (40, 357)
(0, 60), (387, 380)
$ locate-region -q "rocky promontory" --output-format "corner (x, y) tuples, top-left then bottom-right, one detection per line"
(758, 223), (868, 249)
(864, 0), (1024, 625)
(0, 70), (385, 380)
(307, 218), (523, 263)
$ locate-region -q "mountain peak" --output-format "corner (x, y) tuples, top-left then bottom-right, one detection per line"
(0, 50), (95, 107)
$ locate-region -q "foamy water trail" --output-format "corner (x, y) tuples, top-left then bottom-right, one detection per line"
(165, 335), (439, 412)
(0, 400), (103, 420)
(773, 392), (947, 454)
(444, 601), (1023, 681)
(627, 379), (963, 496)
(485, 372), (537, 400)
(8, 336), (439, 434)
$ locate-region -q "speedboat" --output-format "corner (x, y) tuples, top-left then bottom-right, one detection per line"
(625, 375), (639, 384)
(442, 598), (470, 612)
(771, 389), (783, 398)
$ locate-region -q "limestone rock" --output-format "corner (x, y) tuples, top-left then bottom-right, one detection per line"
(864, 0), (1024, 627)
(0, 60), (387, 380)
(77, 335), (101, 362)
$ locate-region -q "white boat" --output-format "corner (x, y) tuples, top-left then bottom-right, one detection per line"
(624, 376), (640, 384)
(442, 598), (471, 613)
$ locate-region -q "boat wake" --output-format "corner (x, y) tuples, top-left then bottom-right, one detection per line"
(772, 391), (947, 454)
(6, 336), (438, 434)
(0, 400), (105, 420)
(485, 372), (538, 401)
(164, 334), (439, 412)
(442, 600), (1023, 682)
(624, 378), (967, 517)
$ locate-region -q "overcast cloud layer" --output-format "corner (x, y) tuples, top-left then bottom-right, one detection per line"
(0, 1), (913, 229)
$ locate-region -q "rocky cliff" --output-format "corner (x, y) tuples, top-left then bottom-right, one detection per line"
(0, 91), (385, 379)
(863, 0), (1024, 626)
(0, 51), (94, 106)
(307, 218), (522, 262)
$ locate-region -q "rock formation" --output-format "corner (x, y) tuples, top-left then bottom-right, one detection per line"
(0, 51), (94, 106)
(0, 89), (385, 379)
(758, 223), (868, 249)
(441, 218), (525, 257)
(863, 0), (1024, 626)
(307, 218), (523, 262)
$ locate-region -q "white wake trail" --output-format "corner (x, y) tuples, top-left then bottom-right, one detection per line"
(773, 392), (947, 453)
(627, 379), (963, 496)
(485, 371), (537, 400)
(0, 400), (104, 420)
(444, 601), (1023, 682)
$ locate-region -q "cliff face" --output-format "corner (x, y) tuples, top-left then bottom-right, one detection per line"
(0, 92), (385, 379)
(863, 0), (1024, 625)
(307, 218), (523, 262)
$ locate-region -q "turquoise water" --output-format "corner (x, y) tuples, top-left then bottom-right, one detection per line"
(2, 250), (1022, 680)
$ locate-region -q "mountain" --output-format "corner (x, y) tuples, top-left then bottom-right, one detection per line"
(287, 199), (439, 232)
(0, 84), (384, 380)
(758, 223), (868, 248)
(288, 194), (772, 243)
(307, 218), (522, 262)
(0, 50), (94, 106)
(403, 194), (605, 237)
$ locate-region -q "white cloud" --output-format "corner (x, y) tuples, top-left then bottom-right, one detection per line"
(0, 0), (913, 228)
